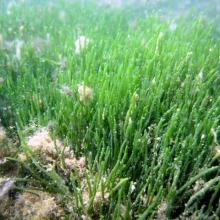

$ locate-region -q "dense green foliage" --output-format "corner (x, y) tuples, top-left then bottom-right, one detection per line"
(0, 1), (220, 219)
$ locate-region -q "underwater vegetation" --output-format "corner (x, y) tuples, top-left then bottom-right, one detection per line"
(0, 0), (220, 219)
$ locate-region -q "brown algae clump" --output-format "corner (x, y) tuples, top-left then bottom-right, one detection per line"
(25, 127), (87, 176)
(26, 127), (62, 156)
(77, 83), (93, 103)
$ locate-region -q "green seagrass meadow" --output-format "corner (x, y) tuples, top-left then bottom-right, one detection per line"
(0, 1), (220, 219)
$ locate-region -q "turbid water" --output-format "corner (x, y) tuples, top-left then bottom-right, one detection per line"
(0, 0), (220, 219)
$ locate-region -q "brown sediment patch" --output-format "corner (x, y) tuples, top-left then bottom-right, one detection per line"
(0, 125), (18, 177)
(14, 190), (63, 220)
(0, 127), (66, 218)
(18, 126), (111, 218)
(0, 178), (15, 218)
(0, 126), (20, 218)
(0, 124), (111, 219)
